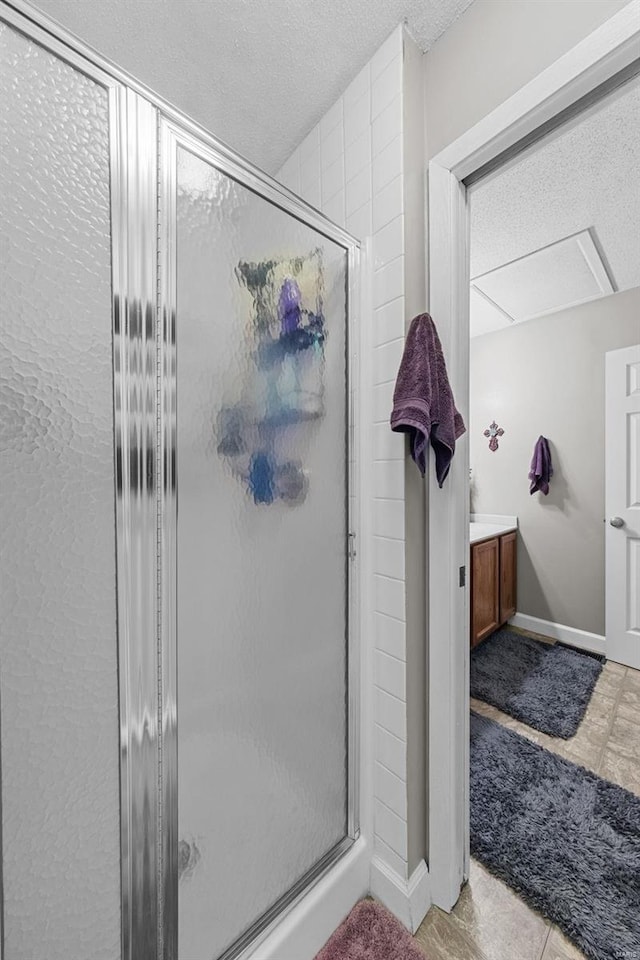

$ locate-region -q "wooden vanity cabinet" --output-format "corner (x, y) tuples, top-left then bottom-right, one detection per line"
(499, 531), (517, 623)
(470, 538), (500, 646)
(470, 531), (517, 647)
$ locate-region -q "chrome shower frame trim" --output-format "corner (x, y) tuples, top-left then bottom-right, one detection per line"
(158, 118), (179, 960)
(1, 0), (359, 252)
(347, 240), (362, 843)
(108, 82), (131, 960)
(0, 4), (162, 955)
(0, 0), (116, 87)
(158, 117), (361, 959)
(1, 2), (362, 957)
(222, 837), (355, 960)
(109, 88), (161, 960)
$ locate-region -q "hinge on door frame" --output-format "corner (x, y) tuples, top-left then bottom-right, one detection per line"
(459, 565), (466, 587)
(348, 531), (357, 561)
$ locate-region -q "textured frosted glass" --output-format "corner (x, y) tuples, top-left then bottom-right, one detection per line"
(176, 150), (349, 959)
(0, 24), (120, 960)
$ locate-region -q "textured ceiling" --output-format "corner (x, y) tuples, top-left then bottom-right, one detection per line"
(32, 0), (473, 172)
(468, 73), (640, 336)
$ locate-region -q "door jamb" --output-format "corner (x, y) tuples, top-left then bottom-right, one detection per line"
(426, 0), (640, 911)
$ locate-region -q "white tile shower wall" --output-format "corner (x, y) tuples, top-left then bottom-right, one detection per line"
(277, 25), (409, 881)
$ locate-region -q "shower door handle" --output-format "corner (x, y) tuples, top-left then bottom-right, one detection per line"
(178, 838), (201, 879)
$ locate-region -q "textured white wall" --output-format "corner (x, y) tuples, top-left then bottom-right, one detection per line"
(33, 0), (472, 173)
(278, 26), (413, 886)
(467, 73), (640, 293)
(423, 0), (631, 162)
(470, 288), (640, 636)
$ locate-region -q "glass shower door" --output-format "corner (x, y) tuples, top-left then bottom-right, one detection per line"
(0, 19), (121, 960)
(170, 138), (354, 959)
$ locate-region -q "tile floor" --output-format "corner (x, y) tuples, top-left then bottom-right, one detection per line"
(414, 634), (640, 960)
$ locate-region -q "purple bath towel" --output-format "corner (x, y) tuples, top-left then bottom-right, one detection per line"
(390, 313), (466, 486)
(529, 435), (553, 494)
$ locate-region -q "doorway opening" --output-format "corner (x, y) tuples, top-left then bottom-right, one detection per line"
(460, 67), (640, 960)
(426, 5), (640, 950)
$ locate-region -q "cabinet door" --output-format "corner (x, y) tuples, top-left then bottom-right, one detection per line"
(500, 531), (517, 623)
(471, 538), (500, 646)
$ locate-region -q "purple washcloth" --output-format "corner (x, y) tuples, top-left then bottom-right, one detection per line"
(390, 313), (466, 487)
(529, 435), (553, 495)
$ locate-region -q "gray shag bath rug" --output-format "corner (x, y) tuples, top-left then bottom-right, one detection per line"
(470, 712), (640, 960)
(470, 627), (603, 738)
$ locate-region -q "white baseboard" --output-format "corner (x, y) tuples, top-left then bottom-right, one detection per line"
(509, 612), (605, 656)
(369, 857), (431, 934)
(246, 839), (369, 960)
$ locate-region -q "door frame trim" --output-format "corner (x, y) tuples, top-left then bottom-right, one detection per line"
(427, 0), (640, 911)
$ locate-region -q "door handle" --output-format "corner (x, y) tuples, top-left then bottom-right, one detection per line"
(609, 517), (625, 528)
(178, 838), (201, 879)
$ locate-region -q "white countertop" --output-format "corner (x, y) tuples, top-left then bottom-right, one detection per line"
(470, 521), (518, 544)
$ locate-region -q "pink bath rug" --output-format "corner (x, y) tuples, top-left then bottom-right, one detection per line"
(315, 899), (427, 959)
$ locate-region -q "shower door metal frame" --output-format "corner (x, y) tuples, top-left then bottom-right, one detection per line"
(158, 115), (361, 960)
(0, 5), (163, 959)
(1, 2), (362, 958)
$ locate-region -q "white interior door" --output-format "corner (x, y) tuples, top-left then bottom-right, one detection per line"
(606, 343), (640, 668)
